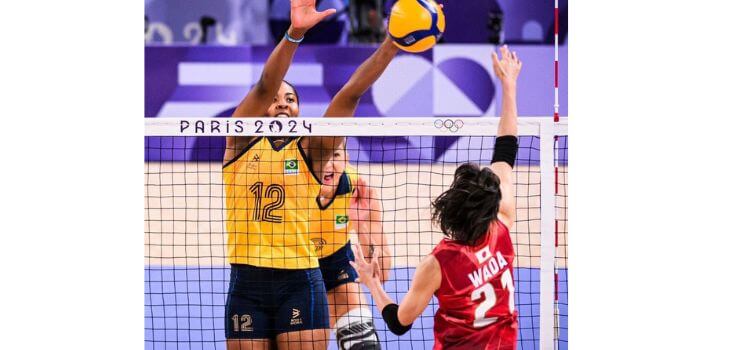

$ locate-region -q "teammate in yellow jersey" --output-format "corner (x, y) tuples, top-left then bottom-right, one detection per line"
(222, 1), (400, 349)
(310, 142), (392, 349)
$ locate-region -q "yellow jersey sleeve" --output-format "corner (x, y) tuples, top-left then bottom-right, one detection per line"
(223, 137), (320, 269)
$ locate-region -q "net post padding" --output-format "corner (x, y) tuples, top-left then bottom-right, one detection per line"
(539, 120), (557, 350)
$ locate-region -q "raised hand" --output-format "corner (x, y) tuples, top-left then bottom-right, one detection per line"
(349, 243), (381, 286)
(491, 45), (523, 87)
(290, 0), (337, 35)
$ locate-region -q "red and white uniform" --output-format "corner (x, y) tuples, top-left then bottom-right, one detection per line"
(431, 220), (518, 350)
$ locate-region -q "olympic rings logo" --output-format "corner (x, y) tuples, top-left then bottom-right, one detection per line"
(433, 118), (464, 133)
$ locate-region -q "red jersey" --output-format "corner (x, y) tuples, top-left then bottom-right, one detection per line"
(431, 220), (518, 350)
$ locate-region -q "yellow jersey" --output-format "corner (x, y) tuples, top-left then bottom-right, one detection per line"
(310, 166), (359, 258)
(223, 137), (319, 269)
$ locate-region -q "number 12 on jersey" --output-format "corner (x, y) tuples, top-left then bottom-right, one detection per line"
(248, 181), (285, 223)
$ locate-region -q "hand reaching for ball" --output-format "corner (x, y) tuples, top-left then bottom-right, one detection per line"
(289, 0), (337, 35)
(491, 45), (523, 87)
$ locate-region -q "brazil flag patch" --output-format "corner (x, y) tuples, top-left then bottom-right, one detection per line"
(335, 215), (349, 230)
(284, 159), (299, 175)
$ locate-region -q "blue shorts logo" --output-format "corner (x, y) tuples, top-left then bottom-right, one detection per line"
(290, 308), (303, 325)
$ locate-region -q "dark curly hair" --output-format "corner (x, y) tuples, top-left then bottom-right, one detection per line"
(431, 163), (502, 246)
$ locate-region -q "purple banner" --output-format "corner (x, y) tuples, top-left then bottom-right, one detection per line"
(145, 44), (567, 164)
(145, 45), (566, 118)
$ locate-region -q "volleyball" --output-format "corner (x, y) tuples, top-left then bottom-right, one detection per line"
(388, 0), (445, 53)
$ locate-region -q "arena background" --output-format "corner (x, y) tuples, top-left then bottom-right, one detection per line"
(145, 1), (568, 349)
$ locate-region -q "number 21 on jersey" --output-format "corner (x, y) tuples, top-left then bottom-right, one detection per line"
(470, 269), (515, 328)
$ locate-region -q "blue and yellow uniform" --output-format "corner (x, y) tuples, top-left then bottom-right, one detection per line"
(309, 165), (360, 291)
(223, 137), (328, 339)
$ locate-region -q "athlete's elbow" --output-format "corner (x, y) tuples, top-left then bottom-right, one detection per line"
(382, 304), (413, 335)
(388, 325), (410, 336)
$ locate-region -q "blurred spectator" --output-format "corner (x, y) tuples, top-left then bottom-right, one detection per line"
(145, 0), (271, 45)
(225, 0), (271, 45)
(144, 0), (565, 46)
(269, 0), (348, 43)
(348, 0), (385, 43)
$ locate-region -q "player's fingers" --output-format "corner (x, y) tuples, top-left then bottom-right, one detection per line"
(491, 51), (500, 65)
(500, 45), (509, 60)
(318, 8), (337, 20)
(362, 186), (372, 203)
(372, 247), (380, 262)
(512, 51), (518, 62)
(492, 56), (502, 75)
(357, 181), (367, 201)
(351, 244), (361, 262)
(355, 178), (366, 198)
(353, 243), (366, 261)
(373, 261), (381, 279)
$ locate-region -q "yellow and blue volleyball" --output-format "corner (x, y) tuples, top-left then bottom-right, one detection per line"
(388, 0), (445, 53)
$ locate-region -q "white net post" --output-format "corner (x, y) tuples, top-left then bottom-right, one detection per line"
(539, 119), (558, 350)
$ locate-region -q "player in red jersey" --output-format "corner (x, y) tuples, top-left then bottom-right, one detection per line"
(349, 45), (522, 350)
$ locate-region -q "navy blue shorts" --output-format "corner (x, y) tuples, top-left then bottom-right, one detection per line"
(225, 264), (329, 339)
(318, 241), (359, 291)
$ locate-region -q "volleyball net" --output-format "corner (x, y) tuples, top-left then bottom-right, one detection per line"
(144, 117), (568, 350)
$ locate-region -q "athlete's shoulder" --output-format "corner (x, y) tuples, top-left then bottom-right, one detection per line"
(493, 219), (510, 234)
(335, 166), (357, 196)
(343, 165), (359, 191)
(344, 164), (358, 178)
(223, 137), (265, 169)
(431, 239), (465, 263)
(488, 220), (513, 247)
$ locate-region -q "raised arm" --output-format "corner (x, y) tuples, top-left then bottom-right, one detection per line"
(489, 45), (523, 229)
(302, 37), (400, 179)
(324, 36), (399, 117)
(350, 177), (392, 282)
(350, 244), (440, 335)
(224, 0), (336, 164)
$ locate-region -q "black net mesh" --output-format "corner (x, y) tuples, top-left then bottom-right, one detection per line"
(145, 134), (546, 349)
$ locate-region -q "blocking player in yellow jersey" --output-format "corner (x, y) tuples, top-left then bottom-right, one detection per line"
(223, 1), (400, 349)
(310, 142), (392, 349)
